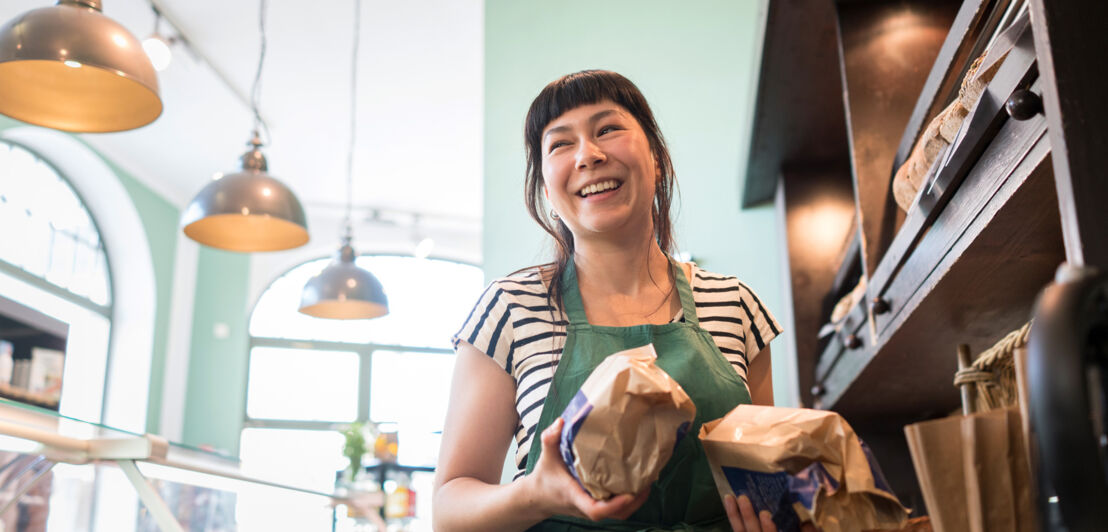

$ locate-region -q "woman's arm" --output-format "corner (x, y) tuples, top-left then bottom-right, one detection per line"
(748, 345), (774, 406)
(432, 342), (646, 531)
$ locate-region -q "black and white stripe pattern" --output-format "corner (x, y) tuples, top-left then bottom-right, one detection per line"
(452, 264), (781, 479)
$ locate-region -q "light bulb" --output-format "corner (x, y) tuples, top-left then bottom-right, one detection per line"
(142, 34), (172, 71)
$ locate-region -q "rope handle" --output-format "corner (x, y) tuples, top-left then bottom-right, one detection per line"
(954, 368), (995, 386)
(952, 321), (1032, 387)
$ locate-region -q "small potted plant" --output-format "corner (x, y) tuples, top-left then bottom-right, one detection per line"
(341, 422), (368, 483)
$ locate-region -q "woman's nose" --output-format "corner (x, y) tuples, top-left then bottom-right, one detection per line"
(575, 139), (606, 169)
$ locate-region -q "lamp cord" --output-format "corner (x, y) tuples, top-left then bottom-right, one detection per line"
(344, 0), (362, 241)
(250, 0), (271, 144)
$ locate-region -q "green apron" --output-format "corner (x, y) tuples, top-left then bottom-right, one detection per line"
(524, 258), (753, 532)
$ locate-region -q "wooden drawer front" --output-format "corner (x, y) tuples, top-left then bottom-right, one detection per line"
(828, 122), (1059, 419)
(866, 25), (1039, 333)
(873, 106), (1047, 341)
(813, 300), (869, 408)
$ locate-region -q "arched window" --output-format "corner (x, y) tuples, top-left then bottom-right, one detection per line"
(241, 255), (484, 530)
(0, 140), (112, 418)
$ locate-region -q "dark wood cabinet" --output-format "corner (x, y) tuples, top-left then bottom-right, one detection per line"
(744, 0), (1108, 512)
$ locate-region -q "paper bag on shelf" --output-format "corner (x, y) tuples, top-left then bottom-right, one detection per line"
(904, 416), (968, 531)
(558, 344), (696, 499)
(904, 407), (1033, 532)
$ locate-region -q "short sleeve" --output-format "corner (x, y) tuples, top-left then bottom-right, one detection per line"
(452, 280), (516, 374)
(736, 281), (783, 363)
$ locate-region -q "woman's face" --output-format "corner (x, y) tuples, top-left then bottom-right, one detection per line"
(540, 101), (658, 244)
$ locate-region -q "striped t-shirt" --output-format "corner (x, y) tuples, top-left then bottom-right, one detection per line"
(452, 263), (781, 479)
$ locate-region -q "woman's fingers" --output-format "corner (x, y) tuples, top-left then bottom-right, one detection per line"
(724, 494), (746, 531)
(574, 488), (650, 522)
(609, 486), (651, 520)
(536, 418), (650, 522)
(576, 492), (631, 521)
(758, 508), (777, 532)
(737, 495), (763, 532)
(541, 418), (563, 449)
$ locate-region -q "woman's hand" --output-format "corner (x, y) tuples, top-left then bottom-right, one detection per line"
(723, 494), (819, 532)
(528, 418), (651, 522)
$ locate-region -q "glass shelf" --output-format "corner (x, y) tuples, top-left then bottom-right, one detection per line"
(0, 398), (373, 531)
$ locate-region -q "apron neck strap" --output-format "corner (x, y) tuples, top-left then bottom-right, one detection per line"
(671, 256), (699, 326)
(560, 260), (588, 325)
(560, 256), (699, 326)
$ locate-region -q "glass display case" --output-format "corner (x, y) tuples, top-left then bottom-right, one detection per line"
(0, 398), (376, 531)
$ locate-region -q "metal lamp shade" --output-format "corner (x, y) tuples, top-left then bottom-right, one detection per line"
(181, 170), (309, 252)
(0, 1), (162, 132)
(182, 144), (308, 252)
(299, 243), (388, 320)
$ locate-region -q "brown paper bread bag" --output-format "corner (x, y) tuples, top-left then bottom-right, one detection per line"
(558, 344), (696, 499)
(700, 405), (909, 532)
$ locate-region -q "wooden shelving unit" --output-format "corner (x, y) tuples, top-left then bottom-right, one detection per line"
(0, 382), (59, 410)
(745, 0), (1108, 512)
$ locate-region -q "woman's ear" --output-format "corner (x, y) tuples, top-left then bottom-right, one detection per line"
(544, 185), (549, 199)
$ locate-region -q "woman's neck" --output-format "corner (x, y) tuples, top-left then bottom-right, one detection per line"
(573, 237), (670, 297)
(571, 234), (677, 326)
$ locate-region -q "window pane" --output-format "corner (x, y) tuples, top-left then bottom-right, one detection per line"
(250, 256), (483, 349)
(246, 347), (359, 422)
(410, 470), (436, 532)
(371, 350), (454, 429)
(371, 350), (453, 467)
(238, 428), (345, 530)
(46, 228), (77, 289)
(0, 141), (111, 307)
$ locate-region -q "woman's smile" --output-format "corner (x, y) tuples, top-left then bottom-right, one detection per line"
(576, 178), (624, 201)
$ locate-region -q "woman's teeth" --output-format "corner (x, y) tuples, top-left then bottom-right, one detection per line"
(579, 180), (621, 197)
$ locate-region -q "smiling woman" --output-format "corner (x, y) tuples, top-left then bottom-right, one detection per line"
(433, 70), (782, 532)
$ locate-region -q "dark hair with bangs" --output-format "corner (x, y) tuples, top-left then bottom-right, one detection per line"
(523, 70), (677, 309)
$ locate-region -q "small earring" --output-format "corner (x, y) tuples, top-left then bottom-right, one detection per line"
(550, 210), (560, 221)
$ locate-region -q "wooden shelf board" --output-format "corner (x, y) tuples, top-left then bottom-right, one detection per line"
(742, 0), (849, 207)
(0, 382), (59, 410)
(821, 128), (1063, 422)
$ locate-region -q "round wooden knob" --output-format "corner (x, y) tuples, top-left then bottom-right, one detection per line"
(845, 334), (862, 349)
(871, 296), (891, 315)
(1005, 89), (1042, 121)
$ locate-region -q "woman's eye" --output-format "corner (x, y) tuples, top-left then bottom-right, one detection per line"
(548, 141), (569, 152)
(598, 125), (621, 136)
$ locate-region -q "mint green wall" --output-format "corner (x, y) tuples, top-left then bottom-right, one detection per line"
(0, 115), (182, 429)
(180, 247), (251, 455)
(106, 164), (179, 434)
(484, 2), (789, 395)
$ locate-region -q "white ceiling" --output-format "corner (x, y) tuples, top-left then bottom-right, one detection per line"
(1, 0), (484, 259)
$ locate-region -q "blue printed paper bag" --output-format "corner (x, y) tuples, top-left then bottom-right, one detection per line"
(559, 344), (695, 499)
(699, 405), (909, 532)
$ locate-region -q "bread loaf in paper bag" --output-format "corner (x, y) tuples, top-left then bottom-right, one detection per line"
(699, 405), (908, 532)
(558, 344), (696, 499)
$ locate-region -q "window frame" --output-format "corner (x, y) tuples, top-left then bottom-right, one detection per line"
(242, 336), (451, 432)
(0, 139), (114, 319)
(241, 253), (479, 469)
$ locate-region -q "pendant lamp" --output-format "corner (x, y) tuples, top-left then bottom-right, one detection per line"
(181, 134), (308, 251)
(298, 0), (388, 320)
(141, 9), (174, 72)
(299, 236), (388, 319)
(180, 0), (308, 252)
(0, 0), (162, 132)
